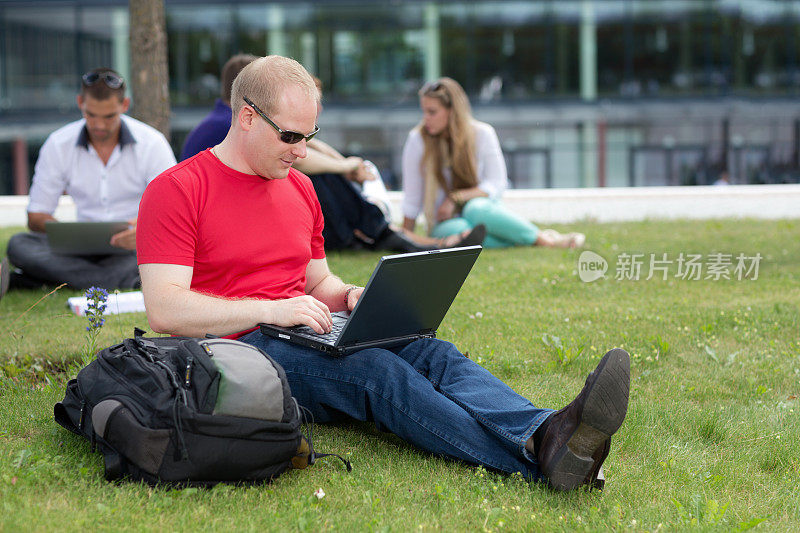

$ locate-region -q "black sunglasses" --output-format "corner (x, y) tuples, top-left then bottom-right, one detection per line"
(243, 96), (319, 144)
(82, 71), (125, 89)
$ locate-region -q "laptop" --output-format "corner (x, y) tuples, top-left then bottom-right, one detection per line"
(259, 245), (482, 356)
(45, 221), (130, 255)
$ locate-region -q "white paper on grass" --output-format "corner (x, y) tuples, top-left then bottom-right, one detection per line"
(68, 291), (146, 316)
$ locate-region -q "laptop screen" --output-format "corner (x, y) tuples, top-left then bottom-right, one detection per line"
(337, 246), (482, 346)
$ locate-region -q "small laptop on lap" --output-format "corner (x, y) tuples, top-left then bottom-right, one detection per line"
(46, 221), (130, 255)
(259, 245), (482, 356)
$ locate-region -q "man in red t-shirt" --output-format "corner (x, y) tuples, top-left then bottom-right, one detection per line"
(137, 56), (630, 491)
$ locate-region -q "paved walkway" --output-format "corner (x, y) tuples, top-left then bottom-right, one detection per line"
(1, 184), (798, 228)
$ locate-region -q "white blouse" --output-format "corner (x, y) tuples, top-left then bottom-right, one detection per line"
(401, 120), (508, 221)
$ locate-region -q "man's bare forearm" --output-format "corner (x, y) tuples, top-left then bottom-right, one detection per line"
(294, 148), (359, 176)
(27, 212), (57, 233)
(306, 139), (344, 160)
(306, 271), (351, 312)
(143, 280), (274, 337)
(141, 262), (336, 337)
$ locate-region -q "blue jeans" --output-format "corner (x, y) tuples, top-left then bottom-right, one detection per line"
(432, 197), (539, 248)
(238, 332), (553, 479)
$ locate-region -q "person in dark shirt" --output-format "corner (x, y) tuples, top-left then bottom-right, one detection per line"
(180, 54), (257, 161)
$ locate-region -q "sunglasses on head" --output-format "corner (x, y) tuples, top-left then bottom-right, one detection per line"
(82, 71), (124, 89)
(243, 96), (320, 144)
(421, 81), (443, 93)
(420, 80), (452, 105)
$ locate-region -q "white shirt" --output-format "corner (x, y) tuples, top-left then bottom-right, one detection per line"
(27, 115), (177, 222)
(401, 120), (508, 220)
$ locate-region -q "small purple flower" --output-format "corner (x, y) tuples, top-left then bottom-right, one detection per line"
(84, 286), (109, 357)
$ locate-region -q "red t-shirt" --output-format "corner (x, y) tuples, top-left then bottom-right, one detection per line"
(137, 149), (325, 306)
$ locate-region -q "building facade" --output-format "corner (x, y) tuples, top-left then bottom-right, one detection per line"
(2, 0), (800, 193)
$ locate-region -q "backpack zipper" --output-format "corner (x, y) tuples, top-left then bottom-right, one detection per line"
(93, 356), (157, 411)
(183, 355), (194, 389)
(155, 360), (188, 406)
(97, 348), (192, 462)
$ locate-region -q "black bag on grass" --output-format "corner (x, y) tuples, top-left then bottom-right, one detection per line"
(54, 329), (349, 485)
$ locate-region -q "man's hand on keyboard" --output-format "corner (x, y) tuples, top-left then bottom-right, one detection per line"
(266, 295), (333, 334)
(345, 286), (364, 311)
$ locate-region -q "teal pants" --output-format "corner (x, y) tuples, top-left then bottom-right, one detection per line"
(431, 197), (539, 248)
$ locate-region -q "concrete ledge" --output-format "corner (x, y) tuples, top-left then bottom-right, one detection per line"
(490, 183), (800, 224)
(0, 196), (78, 227)
(2, 184), (799, 228)
(389, 184), (800, 224)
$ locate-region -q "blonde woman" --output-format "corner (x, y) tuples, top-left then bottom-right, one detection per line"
(401, 78), (584, 248)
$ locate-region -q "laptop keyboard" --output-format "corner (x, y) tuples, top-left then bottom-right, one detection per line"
(290, 314), (347, 343)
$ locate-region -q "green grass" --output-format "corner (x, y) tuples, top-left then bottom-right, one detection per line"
(1, 218), (799, 531)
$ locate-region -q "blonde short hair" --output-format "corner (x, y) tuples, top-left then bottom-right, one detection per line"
(230, 55), (319, 119)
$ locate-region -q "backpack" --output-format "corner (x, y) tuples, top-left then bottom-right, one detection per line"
(54, 329), (350, 485)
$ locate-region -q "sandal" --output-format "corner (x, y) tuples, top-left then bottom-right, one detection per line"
(568, 232), (586, 248)
(540, 229), (586, 249)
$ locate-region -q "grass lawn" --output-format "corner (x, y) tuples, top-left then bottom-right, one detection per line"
(1, 218), (798, 531)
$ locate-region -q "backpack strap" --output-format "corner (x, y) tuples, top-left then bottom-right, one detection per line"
(296, 404), (352, 472)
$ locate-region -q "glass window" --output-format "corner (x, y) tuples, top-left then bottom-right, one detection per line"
(738, 0), (800, 95)
(0, 5), (125, 112)
(597, 1), (729, 97)
(440, 2), (580, 100)
(167, 5), (236, 106)
(594, 0), (800, 98)
(1, 7), (80, 111)
(303, 3), (426, 103)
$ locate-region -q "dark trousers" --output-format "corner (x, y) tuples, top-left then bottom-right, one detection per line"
(6, 232), (140, 290)
(309, 173), (389, 249)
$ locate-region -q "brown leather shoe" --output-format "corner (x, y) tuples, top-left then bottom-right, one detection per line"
(538, 348), (630, 491)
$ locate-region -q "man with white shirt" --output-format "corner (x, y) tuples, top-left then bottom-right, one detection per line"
(1, 67), (176, 295)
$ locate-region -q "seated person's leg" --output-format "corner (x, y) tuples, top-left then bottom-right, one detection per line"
(358, 161), (395, 221)
(96, 253), (142, 289)
(463, 197), (539, 246)
(311, 173), (383, 249)
(240, 331), (629, 490)
(431, 217), (472, 241)
(479, 234), (517, 249)
(7, 232), (65, 287)
(7, 231), (136, 290)
(396, 338), (553, 461)
(238, 332), (541, 479)
(401, 338), (630, 491)
(314, 172), (484, 252)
